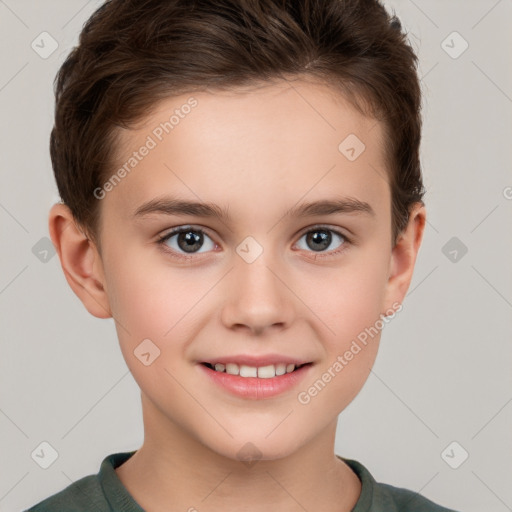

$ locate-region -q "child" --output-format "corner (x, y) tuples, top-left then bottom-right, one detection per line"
(27, 0), (459, 510)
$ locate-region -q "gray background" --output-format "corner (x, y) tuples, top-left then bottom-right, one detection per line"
(1, 1), (511, 511)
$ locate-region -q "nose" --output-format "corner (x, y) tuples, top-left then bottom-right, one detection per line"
(220, 255), (295, 336)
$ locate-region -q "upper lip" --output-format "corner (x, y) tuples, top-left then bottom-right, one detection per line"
(200, 354), (313, 367)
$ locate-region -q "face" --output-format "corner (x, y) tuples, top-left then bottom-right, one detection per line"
(95, 79), (402, 461)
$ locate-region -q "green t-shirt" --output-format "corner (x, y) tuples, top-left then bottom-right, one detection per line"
(25, 451), (459, 512)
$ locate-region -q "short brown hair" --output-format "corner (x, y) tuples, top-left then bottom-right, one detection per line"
(51, 0), (425, 248)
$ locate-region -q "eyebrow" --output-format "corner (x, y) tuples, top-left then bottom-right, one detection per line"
(133, 195), (375, 222)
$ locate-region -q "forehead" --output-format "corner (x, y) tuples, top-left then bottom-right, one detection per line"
(103, 79), (389, 226)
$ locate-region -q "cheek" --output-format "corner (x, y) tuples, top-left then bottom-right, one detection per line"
(105, 263), (195, 393)
(104, 245), (192, 332)
(306, 254), (388, 343)
(295, 268), (385, 416)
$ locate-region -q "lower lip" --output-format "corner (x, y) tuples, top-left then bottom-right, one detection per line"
(198, 363), (313, 400)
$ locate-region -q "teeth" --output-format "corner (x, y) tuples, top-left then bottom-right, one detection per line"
(210, 362), (299, 378)
(258, 365), (276, 378)
(275, 364), (287, 376)
(226, 363), (239, 375)
(240, 365), (257, 377)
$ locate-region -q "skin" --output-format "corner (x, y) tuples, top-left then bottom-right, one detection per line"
(49, 78), (426, 512)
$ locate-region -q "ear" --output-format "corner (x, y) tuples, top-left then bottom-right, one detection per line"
(48, 203), (112, 319)
(382, 203), (427, 313)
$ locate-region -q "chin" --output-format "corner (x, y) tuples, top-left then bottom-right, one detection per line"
(198, 425), (309, 464)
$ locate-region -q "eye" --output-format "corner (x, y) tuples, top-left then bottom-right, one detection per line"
(156, 224), (351, 260)
(157, 226), (216, 258)
(294, 226), (350, 257)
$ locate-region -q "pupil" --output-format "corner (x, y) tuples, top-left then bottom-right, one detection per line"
(307, 230), (330, 251)
(178, 231), (203, 253)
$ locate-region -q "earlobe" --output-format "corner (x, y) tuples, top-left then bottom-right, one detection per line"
(48, 203), (112, 319)
(382, 203), (427, 313)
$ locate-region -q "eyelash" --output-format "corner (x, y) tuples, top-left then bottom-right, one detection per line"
(156, 224), (353, 261)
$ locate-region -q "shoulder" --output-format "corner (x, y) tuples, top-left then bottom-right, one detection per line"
(340, 457), (460, 512)
(374, 481), (459, 512)
(24, 474), (109, 512)
(24, 451), (138, 512)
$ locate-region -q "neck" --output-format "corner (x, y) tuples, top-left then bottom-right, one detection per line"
(115, 394), (361, 512)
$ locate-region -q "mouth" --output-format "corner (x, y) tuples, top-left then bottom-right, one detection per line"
(200, 361), (313, 379)
(198, 360), (314, 400)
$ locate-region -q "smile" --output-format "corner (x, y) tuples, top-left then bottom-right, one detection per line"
(198, 361), (313, 400)
(202, 362), (310, 378)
